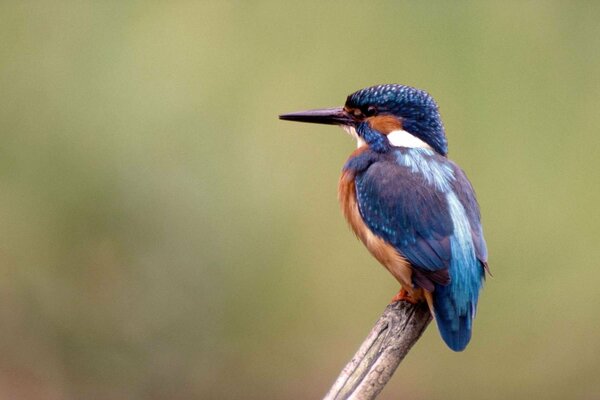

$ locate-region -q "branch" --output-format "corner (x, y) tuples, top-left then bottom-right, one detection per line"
(323, 300), (432, 400)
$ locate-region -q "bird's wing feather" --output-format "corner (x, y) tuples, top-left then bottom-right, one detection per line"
(354, 155), (454, 274)
(451, 166), (488, 267)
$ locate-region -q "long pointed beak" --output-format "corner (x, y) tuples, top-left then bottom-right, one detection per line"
(279, 107), (354, 126)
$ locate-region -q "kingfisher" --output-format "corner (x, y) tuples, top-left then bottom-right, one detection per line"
(279, 84), (488, 351)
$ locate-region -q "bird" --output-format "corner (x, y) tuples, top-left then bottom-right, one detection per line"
(279, 84), (489, 351)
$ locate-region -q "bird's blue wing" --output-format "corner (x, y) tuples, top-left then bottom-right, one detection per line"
(452, 166), (488, 267)
(352, 147), (488, 281)
(353, 151), (455, 289)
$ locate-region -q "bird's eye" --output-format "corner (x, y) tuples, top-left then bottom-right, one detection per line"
(365, 106), (377, 116)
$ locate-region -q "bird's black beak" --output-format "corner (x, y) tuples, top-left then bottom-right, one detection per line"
(279, 107), (354, 126)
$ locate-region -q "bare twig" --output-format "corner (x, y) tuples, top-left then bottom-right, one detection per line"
(323, 301), (432, 400)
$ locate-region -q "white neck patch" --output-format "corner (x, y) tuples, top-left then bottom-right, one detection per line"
(342, 126), (366, 148)
(341, 126), (430, 150)
(387, 129), (432, 149)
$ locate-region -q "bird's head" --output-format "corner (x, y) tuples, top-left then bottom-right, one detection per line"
(280, 84), (448, 156)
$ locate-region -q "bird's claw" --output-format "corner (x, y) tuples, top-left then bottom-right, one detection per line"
(391, 288), (425, 304)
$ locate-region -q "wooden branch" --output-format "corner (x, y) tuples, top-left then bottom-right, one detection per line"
(323, 301), (432, 400)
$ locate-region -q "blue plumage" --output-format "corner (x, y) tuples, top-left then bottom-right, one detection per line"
(280, 83), (488, 351)
(348, 147), (486, 351)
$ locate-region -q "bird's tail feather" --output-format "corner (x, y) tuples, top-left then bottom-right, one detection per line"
(432, 283), (477, 352)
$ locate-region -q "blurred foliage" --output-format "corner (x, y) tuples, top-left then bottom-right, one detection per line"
(1, 1), (600, 399)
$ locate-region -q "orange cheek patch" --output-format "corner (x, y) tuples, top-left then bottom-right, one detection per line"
(367, 115), (403, 134)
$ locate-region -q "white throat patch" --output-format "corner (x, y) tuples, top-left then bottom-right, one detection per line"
(342, 126), (366, 148)
(387, 129), (432, 149)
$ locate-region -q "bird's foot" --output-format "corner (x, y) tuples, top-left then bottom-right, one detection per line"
(390, 288), (423, 304)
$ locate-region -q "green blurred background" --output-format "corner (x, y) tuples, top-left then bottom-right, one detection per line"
(1, 1), (600, 399)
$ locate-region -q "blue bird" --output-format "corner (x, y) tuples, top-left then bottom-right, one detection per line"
(280, 84), (489, 351)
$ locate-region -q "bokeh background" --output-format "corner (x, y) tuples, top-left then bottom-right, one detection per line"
(2, 1), (600, 399)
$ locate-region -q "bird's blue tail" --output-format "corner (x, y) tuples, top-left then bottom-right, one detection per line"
(432, 265), (484, 352)
(433, 284), (475, 351)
